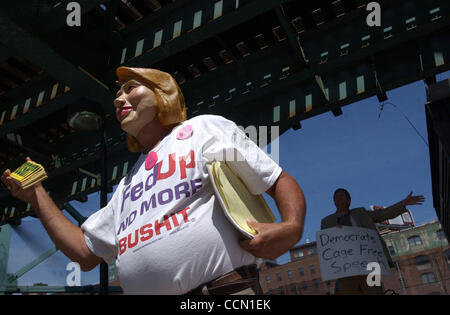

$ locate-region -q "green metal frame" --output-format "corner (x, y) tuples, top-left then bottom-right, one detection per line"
(0, 204), (121, 294)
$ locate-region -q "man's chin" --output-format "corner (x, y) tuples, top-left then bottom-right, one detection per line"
(120, 121), (139, 137)
(120, 115), (157, 137)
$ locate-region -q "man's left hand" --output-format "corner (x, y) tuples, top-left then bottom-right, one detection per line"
(239, 219), (301, 260)
(401, 191), (425, 206)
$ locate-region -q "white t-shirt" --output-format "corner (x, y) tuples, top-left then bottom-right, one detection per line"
(81, 115), (282, 294)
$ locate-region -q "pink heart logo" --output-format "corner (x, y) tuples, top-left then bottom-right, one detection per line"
(145, 151), (158, 170)
(176, 125), (193, 140)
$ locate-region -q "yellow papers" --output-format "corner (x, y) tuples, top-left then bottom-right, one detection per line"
(10, 161), (47, 189)
(207, 161), (275, 239)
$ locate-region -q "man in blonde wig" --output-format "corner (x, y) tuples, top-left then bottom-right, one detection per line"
(115, 67), (187, 152)
(1, 66), (306, 295)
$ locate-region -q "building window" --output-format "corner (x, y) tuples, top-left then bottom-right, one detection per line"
(414, 255), (431, 270)
(301, 281), (307, 291)
(294, 250), (304, 258)
(265, 275), (271, 284)
(309, 265), (316, 275)
(276, 273), (282, 281)
(313, 279), (319, 288)
(268, 289), (273, 295)
(298, 267), (304, 276)
(287, 270), (293, 279)
(437, 229), (446, 240)
(388, 246), (396, 256)
(279, 286), (285, 295)
(290, 284), (297, 295)
(307, 247), (316, 255)
(421, 272), (436, 284)
(408, 235), (422, 247)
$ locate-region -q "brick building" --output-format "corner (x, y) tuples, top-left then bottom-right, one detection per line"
(259, 241), (337, 295)
(259, 221), (450, 295)
(381, 221), (450, 295)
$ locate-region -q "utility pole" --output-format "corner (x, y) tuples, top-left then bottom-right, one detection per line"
(395, 261), (407, 294)
(99, 125), (109, 295)
(432, 253), (447, 295)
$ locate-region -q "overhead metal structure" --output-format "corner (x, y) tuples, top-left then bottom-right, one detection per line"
(1, 0), (449, 225)
(0, 0), (449, 292)
(425, 79), (450, 241)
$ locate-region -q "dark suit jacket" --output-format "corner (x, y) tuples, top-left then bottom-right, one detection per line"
(320, 202), (407, 267)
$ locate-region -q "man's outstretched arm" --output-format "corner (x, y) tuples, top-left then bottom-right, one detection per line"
(368, 191), (425, 223)
(1, 158), (103, 271)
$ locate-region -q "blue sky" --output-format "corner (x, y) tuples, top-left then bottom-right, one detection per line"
(5, 71), (449, 287)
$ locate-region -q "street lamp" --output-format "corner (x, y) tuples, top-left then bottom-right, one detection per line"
(67, 98), (109, 295)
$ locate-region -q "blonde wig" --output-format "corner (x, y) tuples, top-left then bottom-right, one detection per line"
(115, 67), (187, 152)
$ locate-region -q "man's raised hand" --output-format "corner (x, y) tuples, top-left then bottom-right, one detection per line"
(402, 191), (425, 206)
(1, 157), (43, 204)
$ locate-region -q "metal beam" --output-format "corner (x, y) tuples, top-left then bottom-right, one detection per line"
(119, 0), (194, 38)
(64, 203), (87, 225)
(181, 40), (293, 96)
(274, 6), (307, 66)
(111, 0), (291, 72)
(297, 0), (403, 43)
(0, 224), (12, 292)
(0, 72), (50, 106)
(0, 91), (78, 137)
(331, 107), (343, 117)
(280, 61), (450, 133)
(7, 246), (58, 284)
(48, 1), (121, 72)
(1, 137), (53, 164)
(0, 98), (7, 110)
(0, 1), (119, 78)
(312, 21), (450, 76)
(105, 0), (120, 45)
(200, 13), (450, 118)
(194, 34), (450, 138)
(0, 11), (114, 114)
(274, 5), (329, 104)
(0, 0), (114, 34)
(0, 42), (12, 62)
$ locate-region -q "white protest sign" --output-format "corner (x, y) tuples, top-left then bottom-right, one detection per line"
(316, 226), (392, 281)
